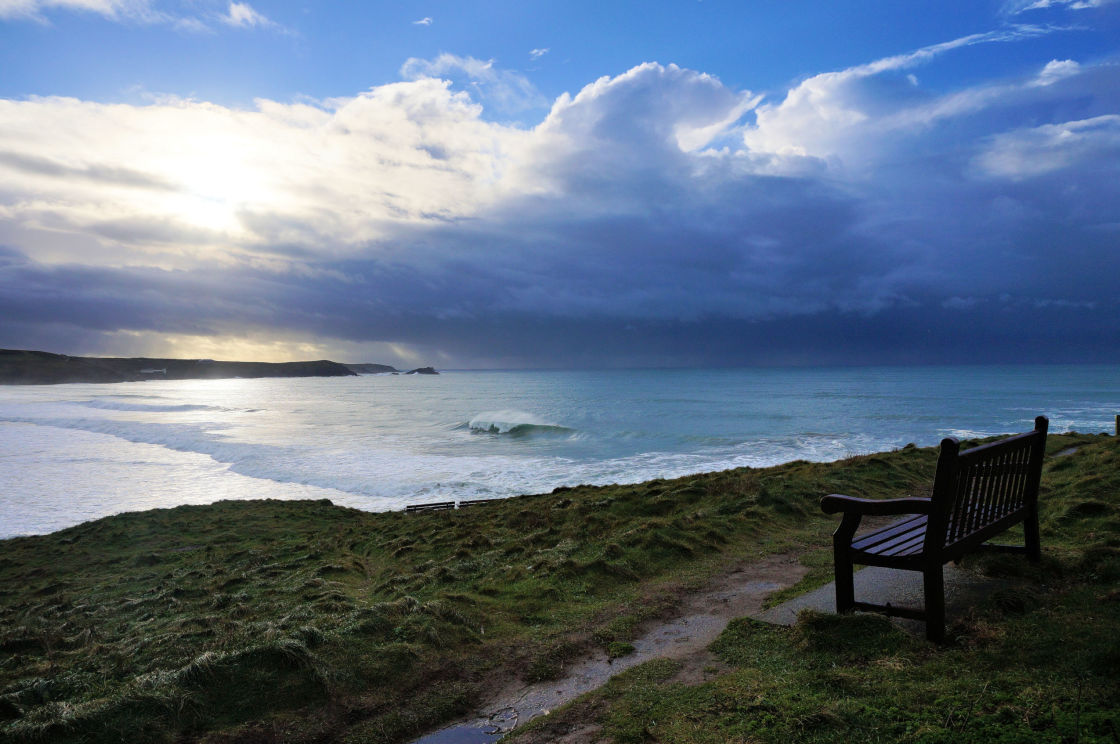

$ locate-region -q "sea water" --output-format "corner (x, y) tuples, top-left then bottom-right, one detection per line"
(0, 365), (1116, 538)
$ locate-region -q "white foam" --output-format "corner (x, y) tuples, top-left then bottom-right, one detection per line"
(945, 428), (999, 440)
(79, 400), (231, 413)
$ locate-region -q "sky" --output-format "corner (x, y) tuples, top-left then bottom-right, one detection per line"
(0, 0), (1118, 368)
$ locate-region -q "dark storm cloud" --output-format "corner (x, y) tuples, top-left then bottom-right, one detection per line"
(0, 41), (1118, 365)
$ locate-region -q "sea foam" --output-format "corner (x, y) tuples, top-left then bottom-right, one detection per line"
(79, 400), (230, 413)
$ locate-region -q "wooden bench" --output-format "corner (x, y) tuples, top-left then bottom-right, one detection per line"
(405, 501), (455, 513)
(457, 498), (498, 508)
(821, 416), (1048, 642)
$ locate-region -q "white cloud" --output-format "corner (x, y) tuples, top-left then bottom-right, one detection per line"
(220, 1), (271, 28)
(975, 115), (1120, 179)
(828, 26), (1051, 80)
(401, 53), (547, 113)
(742, 26), (1063, 168)
(1031, 58), (1081, 86)
(0, 0), (163, 22)
(412, 16), (431, 25)
(0, 0), (36, 18)
(0, 81), (528, 267)
(530, 48), (549, 59)
(529, 63), (757, 163)
(0, 0), (285, 30)
(1004, 0), (1116, 13)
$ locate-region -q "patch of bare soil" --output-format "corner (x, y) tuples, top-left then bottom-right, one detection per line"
(411, 554), (808, 744)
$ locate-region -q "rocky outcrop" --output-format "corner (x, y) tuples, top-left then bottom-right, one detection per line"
(405, 367), (439, 375)
(0, 349), (357, 385)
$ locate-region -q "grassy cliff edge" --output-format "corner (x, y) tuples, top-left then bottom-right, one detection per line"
(1, 431), (1117, 743)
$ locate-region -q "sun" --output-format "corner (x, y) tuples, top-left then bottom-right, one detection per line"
(162, 193), (242, 232)
(154, 132), (273, 234)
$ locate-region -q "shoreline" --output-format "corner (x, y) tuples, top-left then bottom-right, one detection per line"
(1, 430), (1116, 743)
(0, 427), (1100, 543)
(20, 361), (1111, 541)
(0, 441), (956, 543)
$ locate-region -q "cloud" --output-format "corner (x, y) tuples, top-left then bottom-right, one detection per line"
(1003, 0), (1116, 13)
(400, 53), (548, 114)
(0, 0), (163, 22)
(219, 1), (271, 28)
(1, 36), (1118, 366)
(0, 150), (176, 189)
(742, 26), (1061, 166)
(0, 0), (285, 31)
(1032, 58), (1082, 85)
(411, 16), (431, 25)
(530, 48), (549, 59)
(975, 114), (1120, 179)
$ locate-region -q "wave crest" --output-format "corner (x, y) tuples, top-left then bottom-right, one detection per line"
(467, 410), (574, 436)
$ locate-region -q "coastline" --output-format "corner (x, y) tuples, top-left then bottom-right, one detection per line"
(6, 365), (1118, 540)
(2, 431), (1117, 743)
(0, 348), (440, 385)
(0, 348), (356, 385)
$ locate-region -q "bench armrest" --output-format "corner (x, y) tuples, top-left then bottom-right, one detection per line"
(820, 494), (932, 516)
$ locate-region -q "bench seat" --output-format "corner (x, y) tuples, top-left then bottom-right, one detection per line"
(851, 514), (929, 563)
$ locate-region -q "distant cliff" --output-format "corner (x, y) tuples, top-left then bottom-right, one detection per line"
(343, 363), (399, 375)
(0, 349), (357, 385)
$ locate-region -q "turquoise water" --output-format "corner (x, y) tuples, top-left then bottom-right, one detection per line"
(0, 365), (1116, 537)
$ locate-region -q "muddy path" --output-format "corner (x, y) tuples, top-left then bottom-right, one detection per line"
(410, 553), (809, 743)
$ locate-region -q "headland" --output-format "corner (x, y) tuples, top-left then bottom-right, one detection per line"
(0, 348), (436, 385)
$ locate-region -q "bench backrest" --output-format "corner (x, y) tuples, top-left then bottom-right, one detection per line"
(925, 416), (1048, 556)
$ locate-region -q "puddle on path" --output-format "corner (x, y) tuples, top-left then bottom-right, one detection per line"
(409, 554), (807, 743)
(410, 723), (502, 744)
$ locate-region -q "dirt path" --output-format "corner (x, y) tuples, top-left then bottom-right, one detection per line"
(410, 553), (809, 744)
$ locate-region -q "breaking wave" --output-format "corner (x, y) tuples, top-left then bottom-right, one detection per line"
(466, 410), (576, 437)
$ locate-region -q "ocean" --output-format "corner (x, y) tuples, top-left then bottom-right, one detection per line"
(1, 365), (1116, 539)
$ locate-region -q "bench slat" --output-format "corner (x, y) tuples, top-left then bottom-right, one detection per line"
(851, 514), (927, 549)
(861, 530), (926, 558)
(855, 525), (927, 557)
(893, 537), (928, 557)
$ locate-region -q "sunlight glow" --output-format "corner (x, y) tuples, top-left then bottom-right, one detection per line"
(139, 332), (329, 363)
(165, 193), (242, 232)
(155, 131), (273, 233)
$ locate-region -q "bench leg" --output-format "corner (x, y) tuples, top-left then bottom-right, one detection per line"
(1025, 507), (1042, 563)
(834, 548), (855, 613)
(832, 513), (860, 614)
(923, 564), (945, 643)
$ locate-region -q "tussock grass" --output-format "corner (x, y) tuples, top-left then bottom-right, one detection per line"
(509, 432), (1120, 744)
(1, 431), (1111, 742)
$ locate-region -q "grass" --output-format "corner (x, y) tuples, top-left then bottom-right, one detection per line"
(0, 430), (1114, 743)
(508, 431), (1120, 744)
